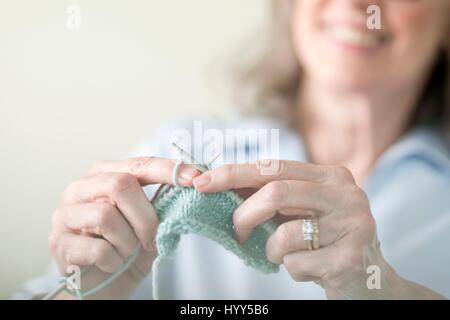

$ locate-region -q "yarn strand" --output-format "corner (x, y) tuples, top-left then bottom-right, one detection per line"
(63, 245), (141, 299)
(172, 159), (183, 187)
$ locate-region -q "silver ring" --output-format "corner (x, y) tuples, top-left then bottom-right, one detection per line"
(302, 219), (319, 250)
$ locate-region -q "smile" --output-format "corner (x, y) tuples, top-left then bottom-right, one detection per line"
(323, 24), (391, 51)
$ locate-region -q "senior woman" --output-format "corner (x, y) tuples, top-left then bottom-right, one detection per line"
(17, 0), (450, 299)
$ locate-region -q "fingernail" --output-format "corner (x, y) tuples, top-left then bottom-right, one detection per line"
(145, 239), (157, 253)
(256, 159), (280, 176)
(233, 228), (241, 244)
(233, 228), (247, 245)
(179, 166), (199, 181)
(258, 159), (272, 166)
(193, 173), (211, 189)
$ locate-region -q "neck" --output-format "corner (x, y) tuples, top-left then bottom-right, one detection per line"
(296, 80), (423, 185)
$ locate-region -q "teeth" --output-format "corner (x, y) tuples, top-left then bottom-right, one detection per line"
(326, 26), (381, 47)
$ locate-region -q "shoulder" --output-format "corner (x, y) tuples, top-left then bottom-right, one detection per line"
(388, 126), (450, 173)
(368, 126), (450, 191)
(366, 125), (450, 234)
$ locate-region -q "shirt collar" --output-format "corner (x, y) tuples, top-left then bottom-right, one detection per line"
(370, 126), (450, 177)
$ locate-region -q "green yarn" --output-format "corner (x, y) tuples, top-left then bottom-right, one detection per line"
(63, 162), (279, 299)
(153, 184), (279, 274)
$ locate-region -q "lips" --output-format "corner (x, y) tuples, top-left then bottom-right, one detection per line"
(322, 24), (391, 49)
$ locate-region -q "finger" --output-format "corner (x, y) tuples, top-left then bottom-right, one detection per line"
(63, 173), (158, 251)
(283, 236), (365, 288)
(193, 161), (354, 193)
(232, 180), (342, 243)
(266, 215), (344, 264)
(54, 202), (140, 259)
(90, 157), (200, 186)
(282, 244), (335, 282)
(49, 233), (124, 273)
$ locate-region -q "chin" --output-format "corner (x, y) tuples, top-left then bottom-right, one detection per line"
(306, 59), (384, 93)
(326, 77), (379, 93)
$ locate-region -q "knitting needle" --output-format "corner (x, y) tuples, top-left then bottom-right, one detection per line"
(205, 152), (220, 167)
(171, 142), (209, 173)
(42, 282), (67, 300)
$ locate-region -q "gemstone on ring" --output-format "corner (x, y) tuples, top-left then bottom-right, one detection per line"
(302, 219), (319, 250)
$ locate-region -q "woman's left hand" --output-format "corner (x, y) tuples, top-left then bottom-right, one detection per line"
(192, 160), (399, 299)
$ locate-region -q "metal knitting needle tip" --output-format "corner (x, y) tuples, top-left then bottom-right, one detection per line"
(171, 142), (209, 173)
(206, 152), (220, 167)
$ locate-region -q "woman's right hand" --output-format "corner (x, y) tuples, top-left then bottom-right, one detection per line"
(48, 157), (199, 299)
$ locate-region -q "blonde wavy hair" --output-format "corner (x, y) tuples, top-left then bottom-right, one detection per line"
(232, 0), (450, 138)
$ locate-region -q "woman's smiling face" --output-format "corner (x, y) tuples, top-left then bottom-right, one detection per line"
(292, 0), (449, 92)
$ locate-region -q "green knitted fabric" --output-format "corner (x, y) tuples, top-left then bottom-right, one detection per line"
(152, 184), (279, 274)
(60, 168), (279, 300)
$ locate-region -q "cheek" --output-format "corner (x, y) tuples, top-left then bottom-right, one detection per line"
(385, 3), (444, 79)
(387, 4), (437, 52)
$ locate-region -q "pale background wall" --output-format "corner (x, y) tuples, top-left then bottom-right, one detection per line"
(0, 0), (267, 298)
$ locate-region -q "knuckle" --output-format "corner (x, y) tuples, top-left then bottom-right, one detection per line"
(94, 203), (116, 231)
(315, 165), (330, 183)
(62, 179), (81, 199)
(352, 185), (368, 201)
(333, 166), (355, 184)
(51, 207), (63, 226)
(89, 160), (107, 175)
(356, 213), (377, 234)
(109, 173), (136, 193)
(262, 181), (288, 203)
(346, 185), (370, 209)
(364, 214), (377, 233)
(48, 232), (60, 254)
(94, 240), (114, 264)
(129, 157), (155, 175)
(276, 223), (294, 252)
(62, 176), (92, 202)
(222, 164), (237, 181)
